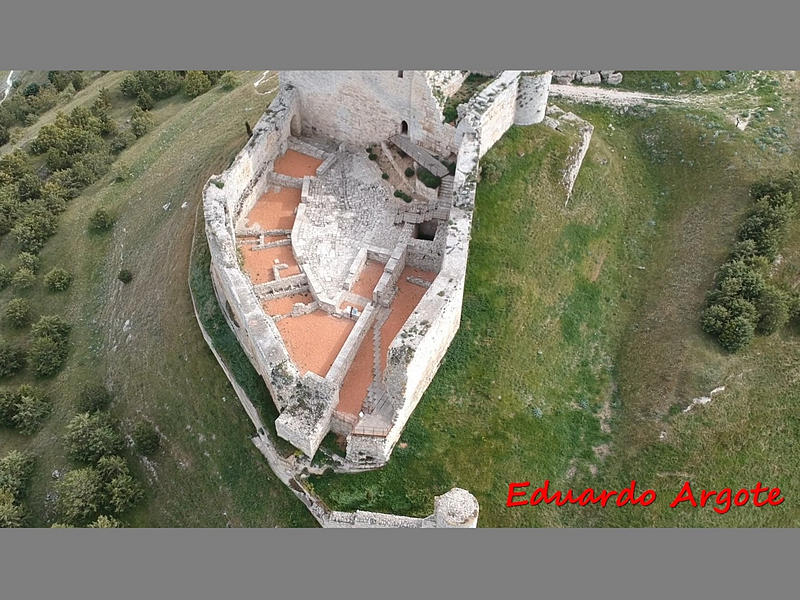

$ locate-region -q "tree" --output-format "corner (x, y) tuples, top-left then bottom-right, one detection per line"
(4, 298), (31, 328)
(219, 71), (239, 91)
(718, 315), (755, 352)
(106, 473), (143, 515)
(11, 207), (58, 252)
(129, 106), (154, 138)
(17, 252), (40, 274)
(88, 207), (114, 232)
(0, 450), (35, 499)
(132, 421), (160, 456)
(118, 268), (133, 283)
(44, 267), (73, 292)
(10, 385), (51, 434)
(31, 315), (71, 342)
(77, 383), (112, 413)
(0, 339), (26, 377)
(29, 335), (69, 377)
(0, 489), (23, 527)
(0, 125), (9, 147)
(64, 412), (124, 464)
(755, 285), (790, 335)
(184, 71), (212, 98)
(136, 90), (154, 111)
(0, 265), (10, 289)
(54, 467), (103, 525)
(89, 514), (122, 528)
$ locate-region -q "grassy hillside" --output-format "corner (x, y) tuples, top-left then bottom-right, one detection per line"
(0, 70), (313, 527)
(311, 75), (800, 527)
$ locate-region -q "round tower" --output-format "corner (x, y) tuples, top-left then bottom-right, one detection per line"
(514, 70), (552, 126)
(434, 487), (479, 528)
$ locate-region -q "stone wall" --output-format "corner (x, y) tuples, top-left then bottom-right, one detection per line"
(280, 71), (459, 157)
(515, 71), (552, 125)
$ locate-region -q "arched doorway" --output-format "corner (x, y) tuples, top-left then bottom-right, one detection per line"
(401, 120), (408, 135)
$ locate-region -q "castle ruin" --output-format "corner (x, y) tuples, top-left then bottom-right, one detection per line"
(202, 70), (553, 483)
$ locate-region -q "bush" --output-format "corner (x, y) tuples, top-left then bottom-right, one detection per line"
(416, 166), (441, 189)
(0, 339), (26, 377)
(718, 315), (755, 352)
(136, 90), (155, 111)
(89, 207), (114, 232)
(0, 489), (23, 527)
(130, 106), (154, 138)
(106, 473), (143, 514)
(0, 450), (35, 499)
(110, 130), (136, 154)
(393, 190), (413, 203)
(184, 71), (212, 98)
(0, 265), (10, 289)
(17, 252), (40, 274)
(132, 421), (160, 456)
(0, 125), (8, 147)
(44, 268), (73, 292)
(4, 298), (31, 328)
(89, 515), (122, 528)
(368, 152), (378, 161)
(118, 269), (133, 284)
(32, 315), (71, 342)
(11, 268), (35, 291)
(219, 71), (239, 91)
(64, 412), (124, 464)
(78, 384), (112, 413)
(9, 385), (51, 434)
(12, 207), (58, 253)
(29, 335), (69, 378)
(382, 172), (389, 180)
(755, 285), (790, 335)
(54, 467), (103, 525)
(404, 166), (415, 177)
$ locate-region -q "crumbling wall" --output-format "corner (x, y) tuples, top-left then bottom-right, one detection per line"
(280, 71), (458, 157)
(456, 70), (522, 158)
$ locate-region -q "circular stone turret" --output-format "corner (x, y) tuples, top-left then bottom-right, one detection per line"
(514, 71), (552, 126)
(434, 487), (479, 528)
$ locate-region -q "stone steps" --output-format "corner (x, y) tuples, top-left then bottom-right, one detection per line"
(388, 135), (449, 178)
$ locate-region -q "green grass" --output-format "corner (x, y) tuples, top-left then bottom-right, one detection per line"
(0, 71), (314, 527)
(615, 70), (748, 94)
(311, 81), (800, 526)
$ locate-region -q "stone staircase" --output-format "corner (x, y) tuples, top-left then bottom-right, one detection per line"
(439, 174), (454, 200)
(363, 307), (390, 414)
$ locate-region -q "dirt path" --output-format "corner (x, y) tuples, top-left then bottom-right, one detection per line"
(549, 83), (694, 107)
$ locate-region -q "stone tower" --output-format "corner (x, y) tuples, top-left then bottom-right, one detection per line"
(434, 488), (480, 528)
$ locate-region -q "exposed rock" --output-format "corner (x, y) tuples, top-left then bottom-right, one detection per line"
(581, 73), (602, 85)
(607, 72), (624, 85)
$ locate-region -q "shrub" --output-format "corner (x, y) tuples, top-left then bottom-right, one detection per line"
(136, 90), (155, 111)
(11, 208), (58, 252)
(110, 130), (136, 154)
(89, 515), (122, 528)
(0, 450), (35, 499)
(481, 155), (503, 184)
(78, 384), (112, 413)
(0, 489), (23, 527)
(9, 385), (51, 434)
(718, 315), (755, 352)
(0, 266), (10, 290)
(89, 207), (114, 232)
(11, 268), (35, 290)
(29, 335), (69, 377)
(219, 71), (239, 91)
(44, 268), (73, 292)
(4, 298), (31, 328)
(393, 190), (413, 203)
(64, 412), (124, 464)
(0, 125), (8, 147)
(118, 269), (133, 284)
(382, 172), (389, 180)
(368, 152), (378, 161)
(755, 285), (790, 335)
(404, 167), (415, 177)
(17, 252), (40, 274)
(106, 473), (143, 514)
(54, 467), (103, 525)
(184, 71), (212, 98)
(0, 340), (26, 377)
(130, 106), (154, 138)
(132, 421), (160, 456)
(416, 166), (441, 189)
(31, 315), (71, 342)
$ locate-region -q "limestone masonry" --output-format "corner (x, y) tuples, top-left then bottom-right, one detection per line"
(200, 70), (591, 525)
